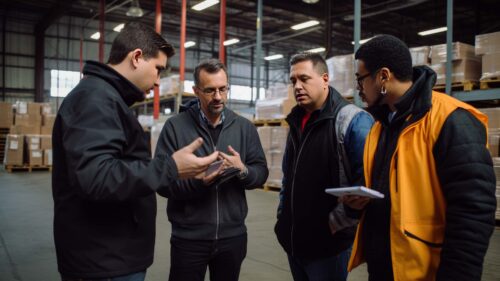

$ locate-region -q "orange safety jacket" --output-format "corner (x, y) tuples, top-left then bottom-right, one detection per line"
(347, 91), (488, 280)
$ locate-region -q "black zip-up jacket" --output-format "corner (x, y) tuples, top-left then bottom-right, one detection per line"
(155, 101), (268, 240)
(363, 66), (496, 280)
(52, 61), (179, 279)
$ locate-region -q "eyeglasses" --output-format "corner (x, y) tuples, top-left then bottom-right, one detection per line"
(356, 72), (371, 89)
(196, 86), (230, 96)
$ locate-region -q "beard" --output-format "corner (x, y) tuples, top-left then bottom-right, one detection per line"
(208, 101), (225, 115)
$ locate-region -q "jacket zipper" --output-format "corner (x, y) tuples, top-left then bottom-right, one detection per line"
(404, 230), (443, 248)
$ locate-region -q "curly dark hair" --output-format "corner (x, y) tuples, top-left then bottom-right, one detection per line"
(355, 34), (413, 81)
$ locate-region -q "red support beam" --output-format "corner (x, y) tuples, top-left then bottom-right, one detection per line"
(153, 0), (162, 120)
(98, 0), (105, 63)
(219, 0), (226, 64)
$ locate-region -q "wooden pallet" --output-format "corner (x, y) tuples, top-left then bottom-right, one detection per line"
(263, 182), (281, 191)
(433, 80), (479, 92)
(253, 118), (288, 127)
(480, 77), (500, 90)
(5, 165), (52, 173)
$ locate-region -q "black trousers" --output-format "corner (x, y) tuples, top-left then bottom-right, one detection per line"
(168, 234), (247, 281)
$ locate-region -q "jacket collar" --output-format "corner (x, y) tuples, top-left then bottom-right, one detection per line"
(82, 61), (145, 107)
(287, 86), (343, 127)
(183, 98), (235, 127)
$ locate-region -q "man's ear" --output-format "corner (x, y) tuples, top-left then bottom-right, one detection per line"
(130, 49), (143, 68)
(322, 73), (329, 85)
(380, 67), (391, 82)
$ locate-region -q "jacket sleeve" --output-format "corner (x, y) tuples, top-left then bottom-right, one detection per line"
(63, 96), (178, 202)
(238, 122), (269, 189)
(343, 110), (374, 219)
(154, 120), (211, 200)
(434, 108), (496, 281)
(277, 134), (291, 219)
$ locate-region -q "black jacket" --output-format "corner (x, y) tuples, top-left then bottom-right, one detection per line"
(155, 101), (268, 240)
(52, 61), (178, 279)
(275, 88), (365, 259)
(363, 66), (496, 280)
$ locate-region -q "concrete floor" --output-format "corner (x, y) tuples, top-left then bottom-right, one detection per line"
(0, 170), (498, 281)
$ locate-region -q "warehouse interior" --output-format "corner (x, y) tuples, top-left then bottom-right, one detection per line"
(1, 0), (500, 280)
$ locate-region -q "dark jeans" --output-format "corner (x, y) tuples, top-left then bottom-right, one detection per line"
(169, 234), (247, 281)
(287, 247), (351, 281)
(61, 270), (146, 281)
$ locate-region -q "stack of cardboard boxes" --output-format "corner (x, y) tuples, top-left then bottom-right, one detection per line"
(410, 46), (431, 66)
(255, 85), (296, 120)
(475, 31), (500, 80)
(430, 42), (482, 85)
(257, 126), (289, 188)
(3, 102), (54, 167)
(326, 54), (355, 98)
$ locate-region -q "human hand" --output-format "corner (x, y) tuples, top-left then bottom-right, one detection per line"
(172, 138), (219, 179)
(219, 145), (245, 172)
(338, 195), (370, 210)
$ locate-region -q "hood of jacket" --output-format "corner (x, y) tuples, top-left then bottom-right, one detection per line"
(82, 60), (145, 107)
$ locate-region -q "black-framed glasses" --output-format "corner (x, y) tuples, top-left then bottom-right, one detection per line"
(196, 86), (230, 96)
(356, 72), (371, 89)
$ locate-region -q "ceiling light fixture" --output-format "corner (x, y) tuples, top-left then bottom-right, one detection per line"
(302, 0), (320, 3)
(291, 20), (320, 30)
(351, 37), (374, 45)
(223, 38), (240, 46)
(184, 41), (196, 48)
(126, 0), (144, 17)
(306, 47), (326, 53)
(418, 26), (447, 36)
(264, 54), (284, 61)
(113, 23), (125, 32)
(90, 32), (100, 40)
(192, 0), (219, 11)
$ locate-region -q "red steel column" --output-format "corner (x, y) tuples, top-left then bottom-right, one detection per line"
(99, 0), (105, 62)
(153, 0), (162, 119)
(219, 0), (226, 64)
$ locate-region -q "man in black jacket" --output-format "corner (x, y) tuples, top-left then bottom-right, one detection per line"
(274, 52), (373, 281)
(155, 58), (269, 281)
(344, 35), (496, 281)
(52, 22), (219, 281)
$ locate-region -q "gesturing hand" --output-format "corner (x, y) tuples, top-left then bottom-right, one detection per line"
(172, 138), (219, 179)
(219, 145), (246, 172)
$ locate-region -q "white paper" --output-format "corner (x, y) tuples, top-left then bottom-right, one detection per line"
(9, 140), (19, 150)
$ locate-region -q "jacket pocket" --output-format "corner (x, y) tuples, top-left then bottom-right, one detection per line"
(403, 223), (444, 248)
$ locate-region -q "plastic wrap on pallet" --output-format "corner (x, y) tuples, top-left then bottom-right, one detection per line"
(255, 97), (295, 120)
(410, 46), (431, 66)
(489, 130), (500, 157)
(266, 83), (293, 99)
(481, 52), (500, 80)
(267, 166), (283, 187)
(475, 31), (500, 56)
(430, 42), (478, 63)
(271, 127), (289, 151)
(430, 59), (482, 85)
(479, 107), (500, 129)
(326, 54), (356, 98)
(257, 126), (272, 151)
(159, 75), (180, 96)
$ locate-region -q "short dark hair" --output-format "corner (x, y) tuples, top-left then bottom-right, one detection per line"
(107, 22), (175, 65)
(289, 52), (328, 76)
(193, 58), (228, 86)
(354, 34), (413, 81)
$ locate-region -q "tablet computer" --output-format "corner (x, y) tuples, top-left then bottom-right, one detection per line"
(325, 186), (384, 199)
(206, 160), (224, 176)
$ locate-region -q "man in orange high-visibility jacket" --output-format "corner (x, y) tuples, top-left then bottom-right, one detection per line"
(342, 34), (496, 281)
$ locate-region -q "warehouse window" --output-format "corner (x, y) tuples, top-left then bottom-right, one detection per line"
(50, 70), (81, 97)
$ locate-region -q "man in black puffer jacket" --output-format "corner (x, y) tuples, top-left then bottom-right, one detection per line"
(155, 58), (268, 281)
(52, 22), (219, 281)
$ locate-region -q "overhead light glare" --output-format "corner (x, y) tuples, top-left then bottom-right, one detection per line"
(418, 26), (447, 36)
(184, 41), (196, 48)
(126, 0), (144, 17)
(192, 0), (219, 11)
(264, 54), (284, 61)
(223, 38), (240, 46)
(302, 0), (320, 3)
(306, 47), (326, 53)
(90, 32), (100, 40)
(351, 37), (374, 45)
(291, 20), (319, 30)
(113, 23), (125, 32)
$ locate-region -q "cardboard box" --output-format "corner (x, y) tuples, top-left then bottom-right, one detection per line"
(28, 149), (43, 166)
(267, 167), (283, 187)
(479, 107), (500, 129)
(15, 101), (27, 114)
(0, 102), (14, 128)
(5, 134), (24, 166)
(270, 151), (284, 168)
(27, 102), (42, 116)
(257, 127), (272, 151)
(43, 114), (56, 127)
(475, 31), (500, 56)
(40, 103), (52, 115)
(410, 46), (431, 66)
(40, 135), (52, 150)
(489, 132), (499, 157)
(266, 84), (294, 99)
(40, 125), (53, 135)
(271, 127), (289, 151)
(25, 135), (41, 150)
(431, 42), (478, 63)
(431, 59), (482, 85)
(10, 125), (40, 135)
(327, 54), (356, 98)
(15, 114), (42, 127)
(44, 149), (53, 166)
(481, 52), (500, 80)
(255, 98), (296, 120)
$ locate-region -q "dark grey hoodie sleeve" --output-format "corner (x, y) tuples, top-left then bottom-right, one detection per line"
(238, 120), (269, 189)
